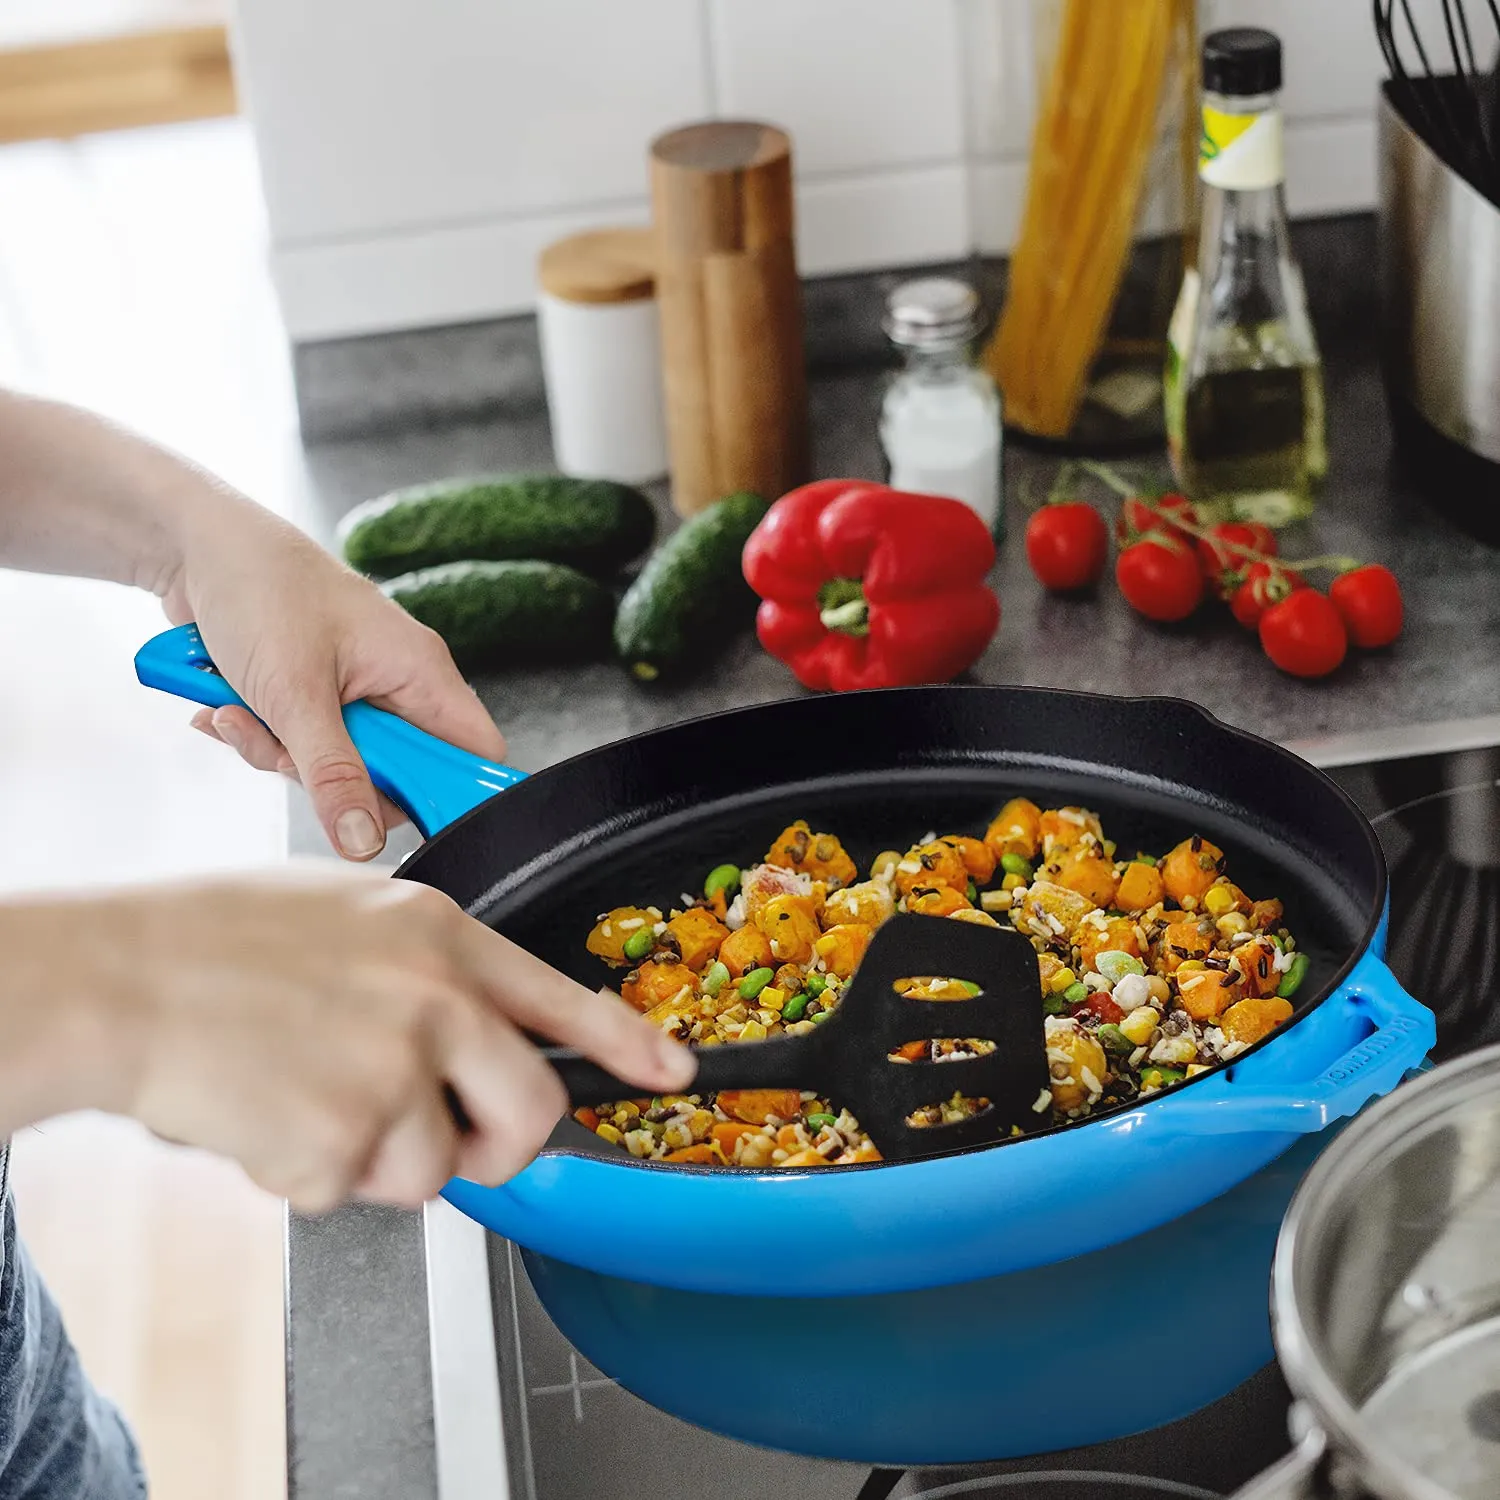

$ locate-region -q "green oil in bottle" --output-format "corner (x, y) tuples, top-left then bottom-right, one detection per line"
(1165, 27), (1326, 528)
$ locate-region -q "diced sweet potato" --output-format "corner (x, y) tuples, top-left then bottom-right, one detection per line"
(895, 840), (969, 896)
(1155, 918), (1213, 974)
(764, 821), (858, 886)
(1234, 937), (1283, 998)
(1078, 917), (1142, 973)
(663, 907), (730, 972)
(718, 1089), (802, 1125)
(586, 907), (658, 965)
(755, 893), (822, 964)
(1039, 806), (1104, 857)
(1015, 879), (1097, 941)
(1045, 848), (1119, 908)
(1161, 837), (1225, 905)
(823, 879), (895, 929)
(985, 797), (1043, 860)
(814, 922), (872, 978)
(625, 962), (697, 1014)
(1178, 968), (1239, 1020)
(719, 925), (773, 978)
(940, 835), (997, 885)
(905, 884), (972, 917)
(1115, 862), (1166, 913)
(711, 1121), (762, 1155)
(1221, 996), (1294, 1046)
(1251, 898), (1284, 931)
(664, 1144), (719, 1164)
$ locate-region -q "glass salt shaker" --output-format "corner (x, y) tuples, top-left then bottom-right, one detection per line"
(879, 277), (1004, 542)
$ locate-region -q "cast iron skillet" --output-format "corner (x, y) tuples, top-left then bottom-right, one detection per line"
(135, 624), (1434, 1297)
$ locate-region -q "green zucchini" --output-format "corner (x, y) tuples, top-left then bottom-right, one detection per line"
(338, 474), (656, 580)
(380, 560), (613, 669)
(613, 491), (769, 682)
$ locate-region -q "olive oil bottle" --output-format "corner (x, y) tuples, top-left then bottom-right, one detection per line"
(1165, 28), (1326, 526)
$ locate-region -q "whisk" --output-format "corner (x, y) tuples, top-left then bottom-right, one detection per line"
(1374, 0), (1500, 202)
(1379, 749), (1500, 1057)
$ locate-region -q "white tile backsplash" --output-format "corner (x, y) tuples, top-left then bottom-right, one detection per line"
(234, 0), (1388, 340)
(709, 0), (966, 174)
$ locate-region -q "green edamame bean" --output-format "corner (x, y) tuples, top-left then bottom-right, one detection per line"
(1097, 950), (1146, 984)
(1136, 852), (1158, 867)
(623, 928), (655, 961)
(1063, 982), (1089, 1005)
(966, 880), (979, 903)
(705, 863), (741, 900)
(811, 1007), (833, 1023)
(701, 961), (730, 997)
(958, 980), (981, 996)
(1043, 993), (1068, 1015)
(1276, 952), (1309, 999)
(738, 966), (775, 1000)
(1000, 853), (1033, 878)
(1096, 1024), (1132, 1055)
(803, 973), (827, 998)
(781, 992), (809, 1023)
(805, 1112), (837, 1131)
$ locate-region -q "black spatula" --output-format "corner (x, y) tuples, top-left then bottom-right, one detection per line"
(546, 914), (1052, 1164)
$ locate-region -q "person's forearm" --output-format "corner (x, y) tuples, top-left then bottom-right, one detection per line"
(0, 389), (251, 597)
(0, 895), (133, 1138)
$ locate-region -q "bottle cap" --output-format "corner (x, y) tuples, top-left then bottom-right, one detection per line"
(883, 278), (982, 349)
(1203, 28), (1282, 98)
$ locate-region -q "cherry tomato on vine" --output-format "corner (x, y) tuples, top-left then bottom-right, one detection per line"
(1025, 502), (1110, 592)
(1198, 522), (1278, 600)
(1328, 564), (1404, 649)
(1230, 562), (1306, 630)
(1259, 591), (1348, 678)
(1115, 536), (1204, 623)
(1115, 491), (1197, 548)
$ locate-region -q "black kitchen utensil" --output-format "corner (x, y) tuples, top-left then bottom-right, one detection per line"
(546, 914), (1051, 1164)
(1375, 0), (1500, 201)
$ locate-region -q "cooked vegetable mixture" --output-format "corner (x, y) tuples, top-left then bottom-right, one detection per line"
(578, 803), (1304, 1168)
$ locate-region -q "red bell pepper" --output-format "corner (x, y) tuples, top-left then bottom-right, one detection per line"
(741, 479), (1000, 692)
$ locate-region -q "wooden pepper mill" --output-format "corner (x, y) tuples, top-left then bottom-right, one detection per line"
(649, 120), (811, 517)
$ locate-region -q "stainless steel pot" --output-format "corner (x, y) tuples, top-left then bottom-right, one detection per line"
(1234, 1045), (1500, 1500)
(1377, 83), (1500, 470)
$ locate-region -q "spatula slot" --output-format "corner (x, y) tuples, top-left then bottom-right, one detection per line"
(904, 1097), (993, 1130)
(886, 1038), (998, 1064)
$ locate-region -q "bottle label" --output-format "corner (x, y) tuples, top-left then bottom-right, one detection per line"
(1199, 106), (1283, 191)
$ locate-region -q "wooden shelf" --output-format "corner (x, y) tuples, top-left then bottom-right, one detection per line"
(0, 23), (235, 144)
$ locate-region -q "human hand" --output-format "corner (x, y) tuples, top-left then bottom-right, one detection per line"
(33, 866), (695, 1211)
(162, 498), (503, 861)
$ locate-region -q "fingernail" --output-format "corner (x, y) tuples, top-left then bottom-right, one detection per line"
(334, 808), (382, 859)
(212, 713), (245, 755)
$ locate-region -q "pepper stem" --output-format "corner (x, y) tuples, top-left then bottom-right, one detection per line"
(818, 578), (870, 637)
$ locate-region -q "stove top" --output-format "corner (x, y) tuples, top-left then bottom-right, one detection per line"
(427, 746), (1500, 1500)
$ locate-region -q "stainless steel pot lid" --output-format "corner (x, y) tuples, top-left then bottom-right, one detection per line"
(1269, 1044), (1500, 1499)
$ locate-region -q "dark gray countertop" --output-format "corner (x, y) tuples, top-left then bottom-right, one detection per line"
(286, 333), (1500, 1499)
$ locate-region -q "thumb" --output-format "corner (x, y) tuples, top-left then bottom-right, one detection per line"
(265, 680), (385, 861)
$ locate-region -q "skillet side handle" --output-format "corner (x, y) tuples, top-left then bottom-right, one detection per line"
(1157, 952), (1436, 1137)
(134, 623), (526, 837)
(1229, 1428), (1327, 1499)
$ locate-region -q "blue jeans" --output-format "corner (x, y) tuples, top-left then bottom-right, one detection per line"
(0, 1146), (146, 1499)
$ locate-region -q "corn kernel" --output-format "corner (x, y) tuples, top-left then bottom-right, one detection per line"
(1002, 873), (1027, 892)
(760, 986), (787, 1011)
(1203, 885), (1236, 917)
(595, 1122), (623, 1145)
(739, 1019), (768, 1041)
(1176, 959), (1207, 977)
(1185, 1064), (1212, 1078)
(1216, 912), (1250, 938)
(1047, 967), (1078, 995)
(980, 889), (1012, 912)
(1121, 1006), (1159, 1046)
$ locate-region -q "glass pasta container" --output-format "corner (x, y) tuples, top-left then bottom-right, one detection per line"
(979, 0), (1201, 454)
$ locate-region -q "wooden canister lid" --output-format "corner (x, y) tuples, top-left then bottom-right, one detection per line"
(537, 227), (655, 305)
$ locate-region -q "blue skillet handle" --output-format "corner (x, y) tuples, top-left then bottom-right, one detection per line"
(1157, 951), (1436, 1136)
(134, 623), (526, 836)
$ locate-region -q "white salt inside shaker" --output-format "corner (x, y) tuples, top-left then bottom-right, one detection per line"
(537, 227), (668, 485)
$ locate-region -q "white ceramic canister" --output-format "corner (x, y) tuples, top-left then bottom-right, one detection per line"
(536, 227), (668, 485)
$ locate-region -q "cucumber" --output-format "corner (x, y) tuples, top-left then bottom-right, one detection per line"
(613, 491), (769, 682)
(380, 560), (614, 670)
(338, 475), (656, 580)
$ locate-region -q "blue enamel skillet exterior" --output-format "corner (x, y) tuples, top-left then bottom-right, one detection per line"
(135, 624), (1434, 1301)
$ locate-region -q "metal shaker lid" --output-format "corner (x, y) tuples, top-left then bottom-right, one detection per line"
(883, 277), (982, 349)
